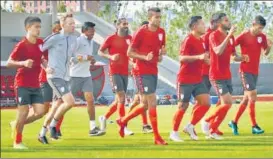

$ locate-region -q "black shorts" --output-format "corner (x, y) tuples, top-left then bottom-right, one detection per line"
(203, 75), (212, 91)
(177, 82), (208, 103)
(240, 72), (258, 91)
(109, 74), (128, 93)
(135, 75), (158, 95)
(210, 79), (233, 96)
(15, 87), (43, 106)
(40, 82), (53, 103)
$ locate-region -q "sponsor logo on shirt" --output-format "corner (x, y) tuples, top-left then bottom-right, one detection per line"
(257, 37), (262, 44)
(158, 33), (163, 41)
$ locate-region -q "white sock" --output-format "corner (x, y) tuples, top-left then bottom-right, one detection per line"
(49, 119), (58, 127)
(39, 126), (47, 137)
(90, 120), (96, 130)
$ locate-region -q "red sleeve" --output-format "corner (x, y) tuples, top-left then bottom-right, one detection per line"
(131, 28), (143, 49)
(100, 36), (112, 51)
(209, 32), (220, 48)
(202, 33), (210, 51)
(179, 37), (191, 56)
(10, 42), (23, 61)
(231, 36), (236, 55)
(262, 34), (268, 50)
(235, 32), (244, 46)
(162, 29), (166, 47)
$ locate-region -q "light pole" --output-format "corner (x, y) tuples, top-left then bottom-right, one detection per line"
(51, 1), (57, 24)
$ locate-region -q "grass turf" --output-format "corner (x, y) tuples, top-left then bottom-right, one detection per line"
(1, 102), (273, 158)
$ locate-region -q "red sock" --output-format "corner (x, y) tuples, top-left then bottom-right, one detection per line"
(173, 109), (185, 131)
(122, 105), (144, 124)
(233, 103), (247, 124)
(118, 103), (125, 118)
(149, 107), (160, 139)
(191, 105), (210, 125)
(15, 133), (22, 144)
(205, 105), (223, 122)
(141, 111), (148, 125)
(105, 103), (117, 119)
(249, 100), (257, 127)
(56, 116), (64, 132)
(210, 104), (231, 132)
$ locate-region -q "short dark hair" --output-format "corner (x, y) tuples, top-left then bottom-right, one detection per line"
(210, 13), (219, 24)
(214, 13), (227, 23)
(141, 21), (149, 26)
(148, 7), (161, 18)
(254, 15), (266, 26)
(82, 21), (96, 33)
(24, 16), (41, 27)
(114, 17), (127, 25)
(188, 16), (202, 29)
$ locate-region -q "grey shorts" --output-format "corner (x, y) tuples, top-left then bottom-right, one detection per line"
(177, 82), (209, 102)
(70, 77), (93, 96)
(47, 78), (70, 99)
(15, 87), (43, 106)
(40, 82), (53, 103)
(210, 79), (233, 96)
(135, 75), (158, 95)
(109, 74), (128, 93)
(203, 75), (212, 91)
(240, 72), (258, 91)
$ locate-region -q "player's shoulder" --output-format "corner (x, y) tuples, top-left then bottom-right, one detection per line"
(43, 32), (60, 42)
(158, 27), (165, 33)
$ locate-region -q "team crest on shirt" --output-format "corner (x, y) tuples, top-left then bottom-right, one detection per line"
(158, 33), (163, 41)
(144, 87), (149, 92)
(230, 39), (233, 45)
(257, 37), (262, 44)
(126, 39), (130, 45)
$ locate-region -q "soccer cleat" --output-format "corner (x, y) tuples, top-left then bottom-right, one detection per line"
(209, 133), (224, 140)
(154, 137), (168, 145)
(99, 115), (107, 132)
(142, 125), (153, 134)
(56, 130), (62, 137)
(89, 127), (106, 136)
(215, 129), (224, 136)
(124, 127), (134, 136)
(183, 123), (198, 140)
(38, 135), (49, 144)
(169, 131), (184, 142)
(116, 119), (125, 138)
(49, 127), (59, 140)
(13, 142), (28, 149)
(252, 125), (264, 134)
(228, 121), (239, 135)
(201, 119), (210, 136)
(10, 121), (16, 139)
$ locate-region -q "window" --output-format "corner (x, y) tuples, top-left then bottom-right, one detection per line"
(46, 1), (50, 6)
(34, 1), (37, 7)
(46, 8), (50, 13)
(40, 1), (43, 5)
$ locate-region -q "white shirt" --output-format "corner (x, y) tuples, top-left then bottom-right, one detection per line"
(70, 34), (94, 77)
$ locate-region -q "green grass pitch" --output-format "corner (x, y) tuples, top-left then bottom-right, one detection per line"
(1, 102), (273, 158)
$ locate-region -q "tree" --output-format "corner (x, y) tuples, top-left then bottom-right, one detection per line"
(57, 1), (67, 13)
(13, 4), (25, 13)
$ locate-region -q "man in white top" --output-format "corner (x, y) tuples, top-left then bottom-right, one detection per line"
(70, 22), (104, 136)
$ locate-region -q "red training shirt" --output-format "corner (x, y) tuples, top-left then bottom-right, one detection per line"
(201, 28), (213, 76)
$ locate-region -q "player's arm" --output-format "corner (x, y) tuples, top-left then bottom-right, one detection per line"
(39, 33), (58, 52)
(231, 52), (249, 62)
(41, 57), (48, 69)
(263, 39), (272, 56)
(179, 53), (209, 63)
(212, 26), (236, 56)
(127, 46), (150, 61)
(6, 43), (33, 68)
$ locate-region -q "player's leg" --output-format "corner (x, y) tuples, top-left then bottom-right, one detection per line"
(48, 79), (75, 139)
(129, 93), (140, 112)
(209, 80), (233, 140)
(11, 88), (31, 149)
(187, 83), (210, 140)
(170, 83), (191, 142)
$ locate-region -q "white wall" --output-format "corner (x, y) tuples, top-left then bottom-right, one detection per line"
(1, 12), (52, 37)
